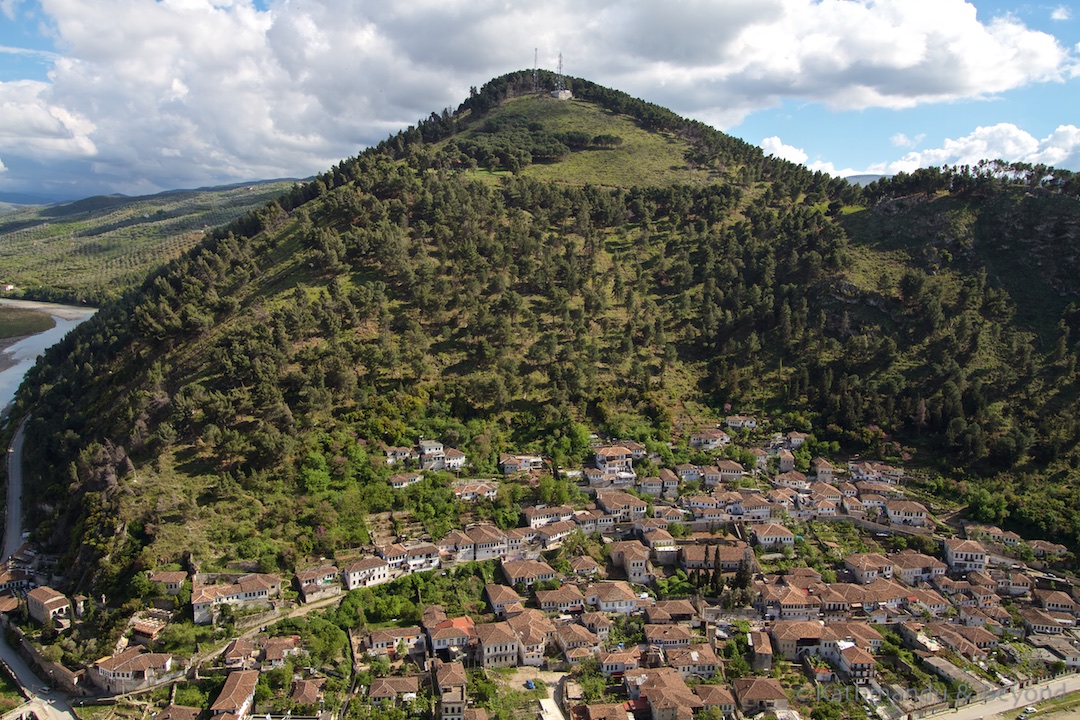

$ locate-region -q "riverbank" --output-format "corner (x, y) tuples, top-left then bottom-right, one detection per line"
(0, 305), (57, 372)
(0, 299), (97, 420)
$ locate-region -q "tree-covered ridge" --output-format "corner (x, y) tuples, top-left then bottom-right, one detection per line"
(0, 180), (299, 305)
(11, 72), (1080, 598)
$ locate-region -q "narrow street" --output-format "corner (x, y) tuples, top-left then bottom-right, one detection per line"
(4, 421), (25, 561)
(2, 420), (76, 720)
(925, 673), (1080, 720)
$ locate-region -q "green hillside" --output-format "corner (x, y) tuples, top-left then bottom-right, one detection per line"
(9, 71), (1080, 596)
(0, 180), (298, 304)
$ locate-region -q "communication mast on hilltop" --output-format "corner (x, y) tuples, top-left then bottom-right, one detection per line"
(551, 52), (573, 100)
(533, 48), (539, 93)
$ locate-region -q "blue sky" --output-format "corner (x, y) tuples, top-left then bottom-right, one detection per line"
(0, 0), (1077, 200)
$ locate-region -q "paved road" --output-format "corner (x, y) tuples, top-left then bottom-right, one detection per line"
(0, 630), (78, 720)
(0, 419), (73, 720)
(924, 673), (1080, 720)
(4, 420), (25, 560)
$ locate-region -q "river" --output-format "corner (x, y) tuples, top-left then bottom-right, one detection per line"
(0, 299), (97, 421)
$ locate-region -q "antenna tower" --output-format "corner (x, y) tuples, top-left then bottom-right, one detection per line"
(533, 49), (539, 93)
(556, 53), (565, 93)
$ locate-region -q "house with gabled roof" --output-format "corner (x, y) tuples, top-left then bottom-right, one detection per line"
(366, 626), (424, 658)
(485, 583), (524, 617)
(596, 491), (648, 522)
(944, 539), (987, 573)
(752, 523), (795, 547)
(210, 670), (259, 719)
(666, 644), (718, 678)
(732, 677), (788, 714)
(342, 556), (390, 590)
(368, 676), (419, 704)
(890, 550), (947, 585)
(536, 585), (585, 613)
(501, 559), (556, 588)
(90, 647), (181, 695)
(845, 553), (893, 584)
(27, 586), (71, 626)
(644, 623), (692, 648)
(690, 428), (731, 450)
(585, 581), (638, 614)
(885, 499), (929, 526)
(389, 472), (422, 490)
(191, 573), (281, 625)
(693, 684), (735, 718)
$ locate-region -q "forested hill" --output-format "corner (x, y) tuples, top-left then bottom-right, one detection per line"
(12, 70), (1080, 594)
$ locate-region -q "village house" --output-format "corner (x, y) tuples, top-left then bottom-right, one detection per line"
(610, 540), (654, 584)
(666, 644), (719, 679)
(262, 636), (301, 669)
(366, 626), (424, 658)
(690, 428), (731, 450)
(522, 504), (575, 528)
(427, 616), (477, 658)
(644, 623), (693, 650)
(368, 676), (419, 705)
(389, 472), (423, 490)
(191, 573), (280, 625)
(774, 470), (808, 491)
(885, 499), (929, 526)
(786, 431), (809, 448)
(477, 621), (518, 669)
(536, 585), (586, 613)
(498, 454), (544, 474)
(598, 648), (639, 676)
(845, 554), (894, 584)
(777, 449), (795, 473)
(596, 491), (648, 522)
(432, 660), (467, 720)
(384, 446), (418, 465)
(725, 415), (758, 429)
(501, 559), (557, 588)
(752, 523), (795, 548)
(341, 556), (391, 590)
(810, 457), (836, 481)
(485, 583), (524, 618)
(890, 551), (947, 585)
(295, 564), (340, 603)
(27, 586), (71, 626)
(210, 670), (259, 720)
(944, 539), (988, 573)
(148, 571), (187, 595)
(90, 647), (180, 695)
(694, 684), (736, 719)
(454, 481), (499, 501)
(585, 581), (638, 614)
(732, 677), (788, 715)
(595, 446), (635, 475)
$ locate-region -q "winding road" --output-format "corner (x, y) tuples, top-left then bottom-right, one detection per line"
(3, 419), (77, 720)
(4, 421), (25, 561)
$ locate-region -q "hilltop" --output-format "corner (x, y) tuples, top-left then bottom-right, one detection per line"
(8, 70), (1080, 596)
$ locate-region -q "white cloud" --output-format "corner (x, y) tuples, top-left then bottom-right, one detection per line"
(761, 136), (808, 163)
(891, 132), (925, 149)
(1051, 5), (1071, 21)
(0, 0), (1074, 195)
(884, 123), (1080, 173)
(759, 137), (864, 176)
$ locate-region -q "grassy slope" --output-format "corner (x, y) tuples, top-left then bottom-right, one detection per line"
(0, 181), (297, 304)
